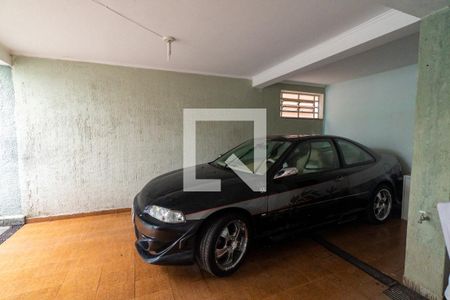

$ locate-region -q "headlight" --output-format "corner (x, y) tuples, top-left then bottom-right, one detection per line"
(143, 205), (186, 223)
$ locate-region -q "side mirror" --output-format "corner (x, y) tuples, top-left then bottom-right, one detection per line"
(274, 167), (298, 180)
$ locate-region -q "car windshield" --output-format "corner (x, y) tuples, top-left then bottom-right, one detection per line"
(211, 139), (292, 174)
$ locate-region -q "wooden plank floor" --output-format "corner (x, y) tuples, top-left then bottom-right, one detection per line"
(0, 212), (404, 299)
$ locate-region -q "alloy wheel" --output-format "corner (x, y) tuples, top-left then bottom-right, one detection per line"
(373, 188), (392, 221)
(214, 220), (248, 271)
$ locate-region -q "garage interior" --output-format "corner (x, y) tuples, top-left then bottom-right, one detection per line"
(0, 1), (449, 300)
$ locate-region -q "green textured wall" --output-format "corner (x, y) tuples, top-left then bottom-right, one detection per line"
(404, 7), (450, 300)
(0, 66), (21, 217)
(11, 56), (323, 217)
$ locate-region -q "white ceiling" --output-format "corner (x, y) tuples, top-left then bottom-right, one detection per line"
(251, 9), (420, 87)
(0, 0), (389, 78)
(0, 0), (446, 85)
(287, 33), (419, 85)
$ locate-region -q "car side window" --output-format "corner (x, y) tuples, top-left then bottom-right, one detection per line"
(336, 139), (374, 166)
(282, 140), (339, 174)
(282, 142), (310, 174)
(303, 140), (339, 173)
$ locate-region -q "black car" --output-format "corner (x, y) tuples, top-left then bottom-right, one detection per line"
(133, 135), (403, 276)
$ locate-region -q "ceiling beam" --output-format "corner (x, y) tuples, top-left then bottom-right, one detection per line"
(0, 43), (12, 66)
(252, 9), (419, 88)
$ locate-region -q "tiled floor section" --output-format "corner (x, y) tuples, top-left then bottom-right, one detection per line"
(317, 218), (406, 282)
(0, 212), (405, 299)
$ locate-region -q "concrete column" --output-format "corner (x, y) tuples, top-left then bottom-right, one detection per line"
(404, 7), (450, 300)
(0, 65), (23, 225)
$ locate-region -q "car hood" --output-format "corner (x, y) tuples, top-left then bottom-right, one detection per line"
(136, 163), (255, 214)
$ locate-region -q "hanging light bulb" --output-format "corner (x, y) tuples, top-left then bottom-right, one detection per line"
(162, 36), (176, 61)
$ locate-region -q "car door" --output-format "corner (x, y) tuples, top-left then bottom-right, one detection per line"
(266, 139), (348, 231)
(333, 138), (377, 212)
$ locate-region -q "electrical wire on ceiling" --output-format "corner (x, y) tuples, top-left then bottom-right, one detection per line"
(90, 0), (176, 61)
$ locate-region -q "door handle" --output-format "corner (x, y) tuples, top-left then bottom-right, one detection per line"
(336, 176), (344, 182)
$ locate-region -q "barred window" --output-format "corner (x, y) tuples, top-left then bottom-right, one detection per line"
(280, 90), (324, 119)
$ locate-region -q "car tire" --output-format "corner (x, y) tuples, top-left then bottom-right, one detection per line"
(197, 213), (250, 277)
(366, 185), (393, 224)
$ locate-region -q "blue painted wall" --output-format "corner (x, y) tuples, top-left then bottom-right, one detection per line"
(324, 64), (417, 173)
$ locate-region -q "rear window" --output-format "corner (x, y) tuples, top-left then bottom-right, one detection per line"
(336, 139), (374, 166)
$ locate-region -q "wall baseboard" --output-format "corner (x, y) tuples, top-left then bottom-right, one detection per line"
(26, 208), (131, 223)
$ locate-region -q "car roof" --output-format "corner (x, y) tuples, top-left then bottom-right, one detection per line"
(267, 134), (379, 159)
(267, 134), (342, 142)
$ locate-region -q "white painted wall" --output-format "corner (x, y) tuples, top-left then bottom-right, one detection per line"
(324, 64), (417, 173)
(0, 66), (21, 216)
(12, 57), (323, 217)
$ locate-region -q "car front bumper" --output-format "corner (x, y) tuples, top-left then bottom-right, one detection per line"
(133, 208), (201, 265)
